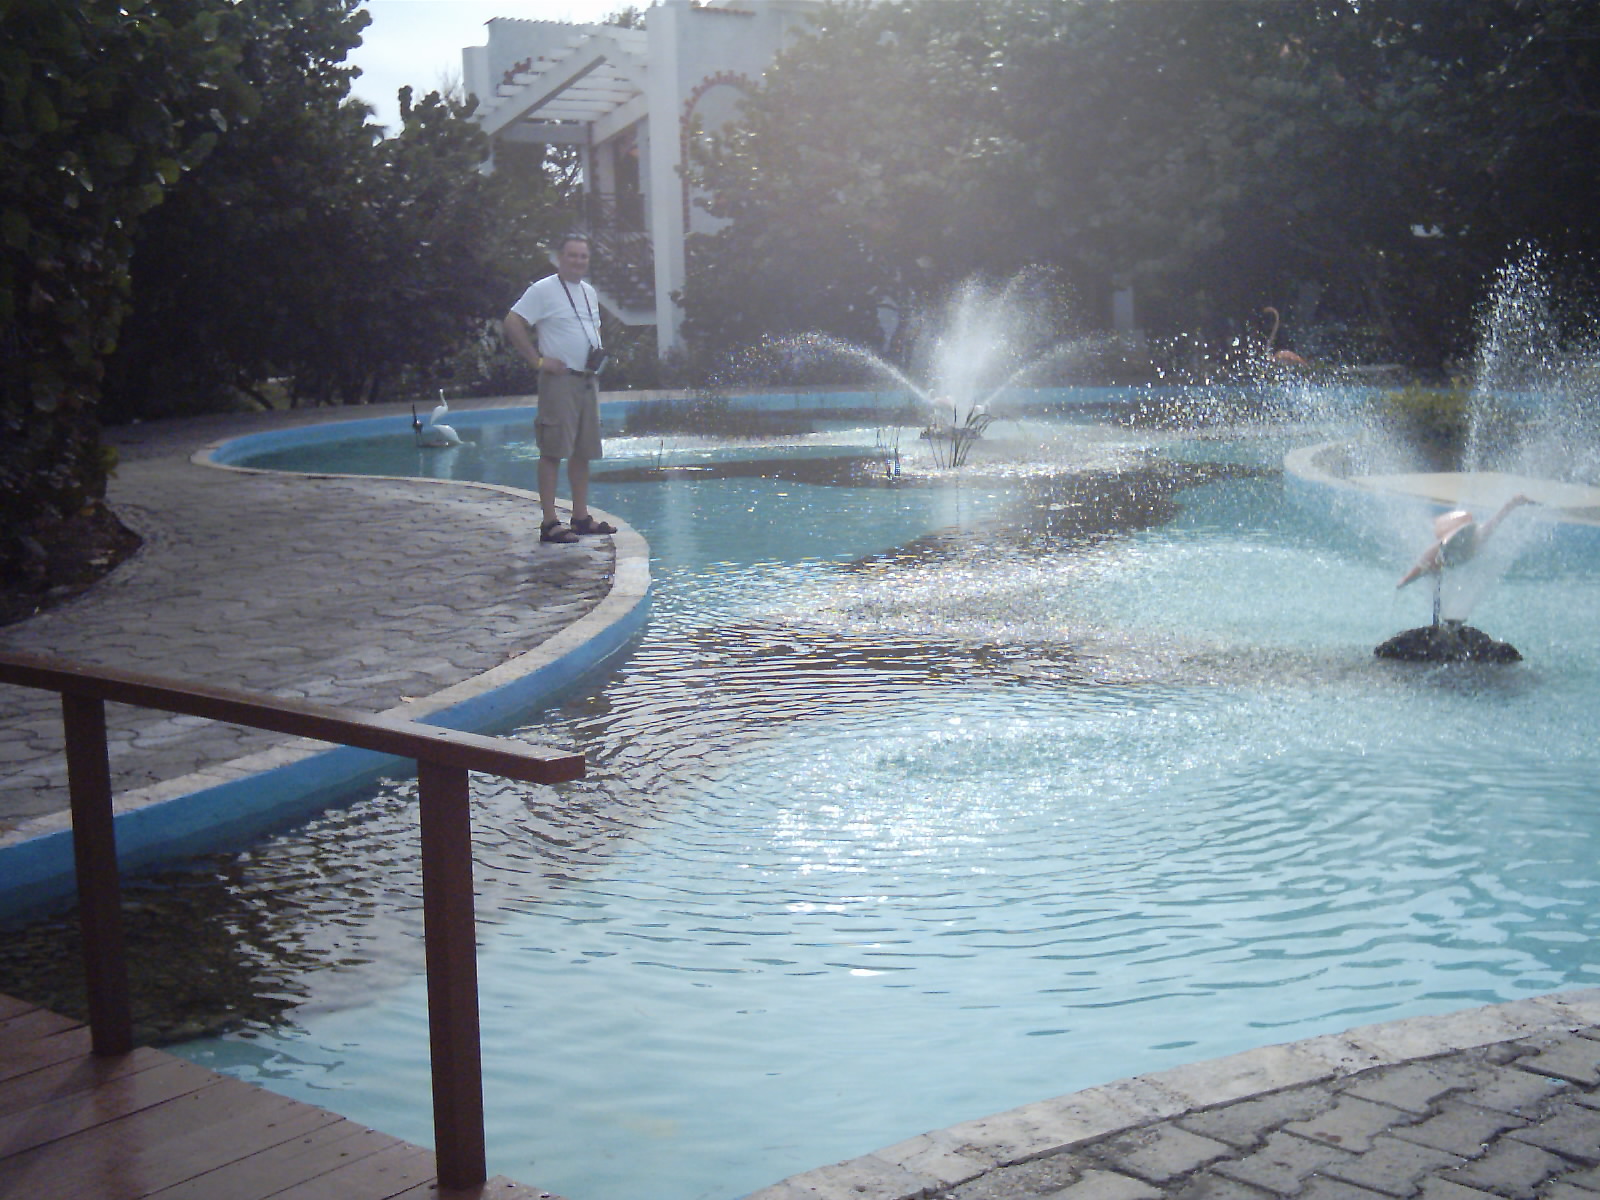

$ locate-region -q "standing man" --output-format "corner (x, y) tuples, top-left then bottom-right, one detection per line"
(503, 233), (617, 543)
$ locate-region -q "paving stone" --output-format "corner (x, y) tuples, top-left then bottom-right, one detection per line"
(1505, 1099), (1600, 1162)
(1149, 1044), (1340, 1108)
(1167, 1174), (1277, 1199)
(1390, 1101), (1530, 1157)
(1342, 1060), (1482, 1115)
(0, 441), (616, 827)
(1039, 1169), (1162, 1200)
(1296, 1178), (1394, 1199)
(872, 1131), (992, 1190)
(1415, 1181), (1501, 1200)
(1286, 1093), (1416, 1153)
(1211, 1130), (1358, 1193)
(753, 1154), (936, 1200)
(1178, 1088), (1337, 1148)
(771, 1158), (934, 1200)
(1347, 1007), (1534, 1063)
(1290, 1032), (1392, 1079)
(1316, 1132), (1469, 1196)
(945, 1105), (1079, 1168)
(1092, 1124), (1232, 1183)
(1453, 1060), (1573, 1116)
(1517, 1036), (1600, 1086)
(1440, 1136), (1573, 1195)
(982, 1083), (1174, 1160)
(1566, 1164), (1600, 1188)
(944, 1152), (1093, 1198)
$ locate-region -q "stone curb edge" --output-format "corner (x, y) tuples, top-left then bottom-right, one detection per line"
(746, 987), (1600, 1199)
(1282, 441), (1600, 539)
(0, 449), (650, 919)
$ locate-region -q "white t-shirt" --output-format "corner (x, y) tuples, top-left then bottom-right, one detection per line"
(510, 274), (602, 369)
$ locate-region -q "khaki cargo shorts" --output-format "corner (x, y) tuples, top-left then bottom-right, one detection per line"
(535, 372), (603, 460)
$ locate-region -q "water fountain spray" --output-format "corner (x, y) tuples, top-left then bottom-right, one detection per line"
(765, 269), (1097, 473)
(1369, 248), (1591, 664)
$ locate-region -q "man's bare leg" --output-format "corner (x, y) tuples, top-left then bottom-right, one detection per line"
(539, 455), (562, 525)
(568, 457), (591, 524)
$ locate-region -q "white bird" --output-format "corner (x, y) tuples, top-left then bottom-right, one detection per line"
(413, 392), (462, 447)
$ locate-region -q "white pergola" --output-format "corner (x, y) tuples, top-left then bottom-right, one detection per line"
(466, 2), (820, 357)
(476, 29), (648, 149)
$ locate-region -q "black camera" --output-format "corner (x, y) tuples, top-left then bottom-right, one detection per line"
(585, 346), (610, 375)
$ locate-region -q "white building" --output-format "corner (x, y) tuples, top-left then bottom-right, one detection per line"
(465, 0), (820, 359)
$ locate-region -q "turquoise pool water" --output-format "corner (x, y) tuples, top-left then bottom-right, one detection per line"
(177, 409), (1600, 1200)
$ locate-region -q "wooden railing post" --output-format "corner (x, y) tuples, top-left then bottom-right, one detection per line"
(1, 650), (585, 1187)
(61, 693), (132, 1056)
(416, 757), (487, 1189)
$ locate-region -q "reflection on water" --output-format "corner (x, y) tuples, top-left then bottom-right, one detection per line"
(173, 603), (1600, 1200)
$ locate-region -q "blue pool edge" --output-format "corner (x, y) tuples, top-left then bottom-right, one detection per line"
(0, 453), (652, 921)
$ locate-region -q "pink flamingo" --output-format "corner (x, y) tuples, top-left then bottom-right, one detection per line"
(1262, 306), (1309, 366)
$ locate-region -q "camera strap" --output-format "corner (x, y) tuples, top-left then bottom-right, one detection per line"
(560, 279), (601, 350)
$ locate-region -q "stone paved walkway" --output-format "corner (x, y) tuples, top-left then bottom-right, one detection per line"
(0, 399), (621, 832)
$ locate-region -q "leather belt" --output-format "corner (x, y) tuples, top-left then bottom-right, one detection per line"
(567, 368), (595, 377)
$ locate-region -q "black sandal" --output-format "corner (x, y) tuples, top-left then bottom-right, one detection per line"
(570, 514), (617, 535)
(541, 519), (580, 543)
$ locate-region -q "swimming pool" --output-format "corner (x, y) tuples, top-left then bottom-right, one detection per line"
(175, 403), (1600, 1200)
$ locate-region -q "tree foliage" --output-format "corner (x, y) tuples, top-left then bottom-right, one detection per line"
(680, 0), (1019, 362)
(681, 0), (1600, 373)
(103, 3), (559, 415)
(3, 0), (568, 599)
(99, 0), (368, 416)
(1, 0), (255, 587)
(9, 0), (1600, 599)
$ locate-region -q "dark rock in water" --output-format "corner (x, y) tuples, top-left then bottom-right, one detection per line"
(1374, 622), (1521, 664)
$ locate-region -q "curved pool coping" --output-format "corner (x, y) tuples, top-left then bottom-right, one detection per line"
(1285, 440), (1600, 549)
(747, 985), (1600, 1199)
(0, 428), (651, 918)
(198, 388), (1277, 464)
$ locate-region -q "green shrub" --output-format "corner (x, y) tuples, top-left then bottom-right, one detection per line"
(1370, 386), (1472, 469)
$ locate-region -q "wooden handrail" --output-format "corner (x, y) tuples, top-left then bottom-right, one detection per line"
(0, 650), (582, 782)
(0, 649), (586, 1190)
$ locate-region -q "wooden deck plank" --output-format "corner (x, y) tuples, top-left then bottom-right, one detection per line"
(0, 1023), (95, 1084)
(0, 995), (39, 1022)
(269, 1139), (439, 1199)
(0, 1045), (170, 1118)
(392, 1177), (564, 1200)
(145, 1119), (395, 1200)
(0, 1005), (81, 1043)
(13, 1086), (327, 1200)
(0, 1070), (393, 1200)
(0, 995), (555, 1200)
(0, 1054), (220, 1156)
